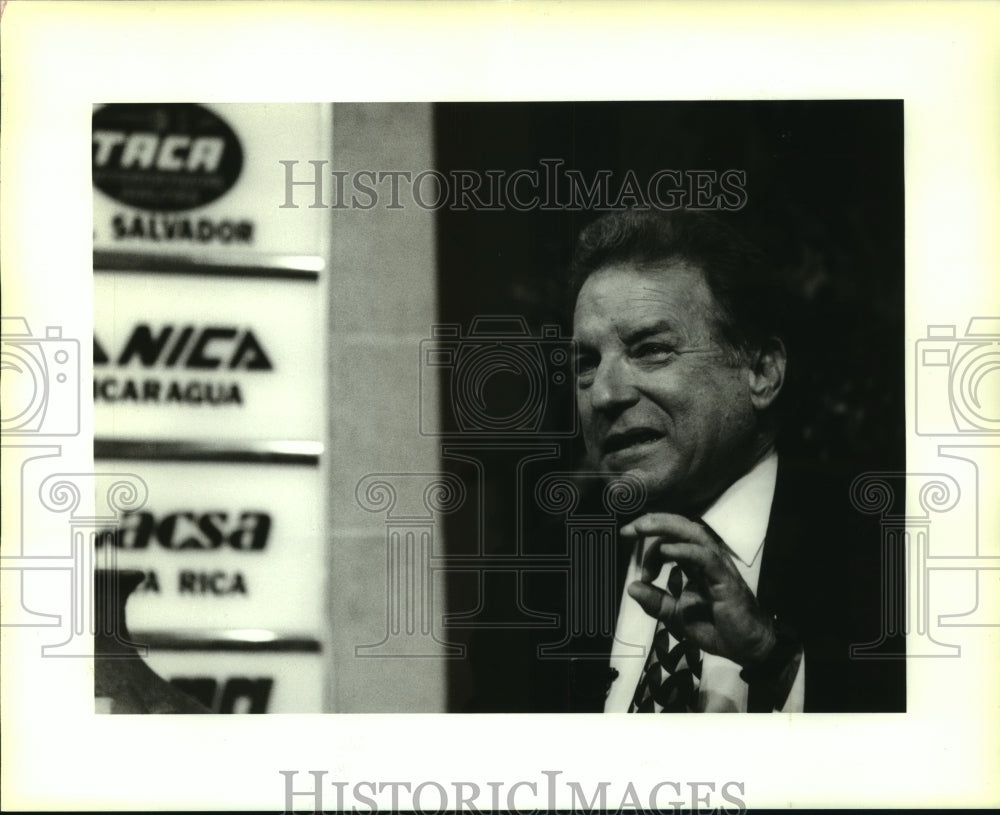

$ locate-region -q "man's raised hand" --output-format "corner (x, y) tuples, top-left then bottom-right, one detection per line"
(623, 513), (777, 668)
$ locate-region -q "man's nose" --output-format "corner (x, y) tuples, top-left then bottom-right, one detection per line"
(590, 356), (638, 413)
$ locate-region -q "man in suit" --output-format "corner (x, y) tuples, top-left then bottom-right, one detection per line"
(567, 209), (905, 713)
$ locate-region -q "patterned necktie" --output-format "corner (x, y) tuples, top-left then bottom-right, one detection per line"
(628, 563), (703, 713)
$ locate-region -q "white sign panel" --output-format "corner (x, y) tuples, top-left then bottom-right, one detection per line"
(93, 273), (325, 441)
(93, 102), (330, 270)
(139, 652), (326, 714)
(95, 459), (326, 633)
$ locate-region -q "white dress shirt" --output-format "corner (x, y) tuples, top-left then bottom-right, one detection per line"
(604, 451), (805, 712)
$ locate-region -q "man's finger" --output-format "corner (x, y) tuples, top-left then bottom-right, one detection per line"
(639, 541), (712, 582)
(627, 580), (678, 627)
(621, 513), (712, 546)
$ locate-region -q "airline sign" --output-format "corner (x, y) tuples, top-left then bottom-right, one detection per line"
(93, 273), (325, 441)
(94, 459), (326, 632)
(93, 103), (330, 267)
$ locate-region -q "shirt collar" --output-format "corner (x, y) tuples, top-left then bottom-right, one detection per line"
(700, 450), (778, 568)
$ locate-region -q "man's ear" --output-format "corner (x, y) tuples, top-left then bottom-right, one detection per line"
(747, 336), (786, 411)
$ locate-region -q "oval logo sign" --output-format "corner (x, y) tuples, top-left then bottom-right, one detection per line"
(93, 103), (244, 211)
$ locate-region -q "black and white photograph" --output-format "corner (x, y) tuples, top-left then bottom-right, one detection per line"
(85, 100), (906, 718)
(3, 2), (998, 811)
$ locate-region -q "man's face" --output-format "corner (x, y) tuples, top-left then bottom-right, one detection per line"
(573, 262), (761, 513)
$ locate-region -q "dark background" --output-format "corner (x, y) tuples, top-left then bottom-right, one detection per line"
(431, 101), (905, 711)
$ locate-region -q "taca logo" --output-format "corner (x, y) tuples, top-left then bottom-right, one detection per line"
(94, 324), (273, 370)
(93, 103), (244, 211)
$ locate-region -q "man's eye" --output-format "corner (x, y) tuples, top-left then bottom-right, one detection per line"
(632, 342), (676, 362)
(575, 354), (598, 382)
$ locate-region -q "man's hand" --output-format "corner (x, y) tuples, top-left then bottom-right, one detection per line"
(623, 513), (777, 668)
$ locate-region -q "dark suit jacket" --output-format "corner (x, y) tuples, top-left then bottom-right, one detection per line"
(754, 457), (906, 712)
(462, 457), (906, 713)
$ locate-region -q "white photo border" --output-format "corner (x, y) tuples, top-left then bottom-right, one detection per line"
(2, 0), (999, 810)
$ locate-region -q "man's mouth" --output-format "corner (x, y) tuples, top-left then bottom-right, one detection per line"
(602, 427), (665, 456)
